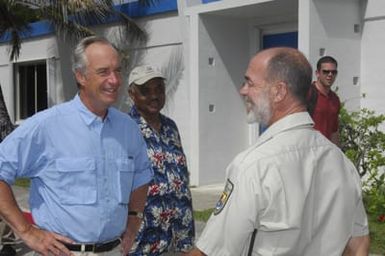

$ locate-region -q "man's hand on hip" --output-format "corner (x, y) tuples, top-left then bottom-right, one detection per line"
(20, 225), (75, 256)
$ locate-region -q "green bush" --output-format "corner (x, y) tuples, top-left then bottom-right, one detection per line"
(340, 107), (385, 178)
(368, 214), (385, 254)
(339, 106), (385, 253)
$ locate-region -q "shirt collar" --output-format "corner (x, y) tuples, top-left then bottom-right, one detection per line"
(255, 112), (314, 147)
(73, 94), (111, 126)
(313, 81), (332, 97)
(129, 105), (166, 127)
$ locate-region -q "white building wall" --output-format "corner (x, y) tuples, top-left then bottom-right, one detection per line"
(361, 0), (385, 130)
(0, 65), (13, 121)
(197, 15), (249, 185)
(186, 13), (201, 186)
(308, 0), (362, 111)
(298, 0), (311, 56)
(0, 36), (61, 122)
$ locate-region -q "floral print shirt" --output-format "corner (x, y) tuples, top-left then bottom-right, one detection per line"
(128, 106), (195, 255)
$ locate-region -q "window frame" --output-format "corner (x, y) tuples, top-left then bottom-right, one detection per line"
(14, 60), (48, 123)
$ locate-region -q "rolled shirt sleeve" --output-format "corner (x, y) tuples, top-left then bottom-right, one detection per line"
(132, 133), (153, 190)
(0, 115), (46, 184)
(352, 197), (369, 237)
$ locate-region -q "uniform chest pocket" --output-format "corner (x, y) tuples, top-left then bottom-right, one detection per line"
(55, 158), (97, 205)
(117, 157), (135, 204)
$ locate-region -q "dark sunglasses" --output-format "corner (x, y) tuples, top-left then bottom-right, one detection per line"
(321, 69), (338, 76)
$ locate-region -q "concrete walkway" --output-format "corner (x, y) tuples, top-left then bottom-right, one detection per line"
(191, 184), (223, 240)
(191, 183), (223, 211)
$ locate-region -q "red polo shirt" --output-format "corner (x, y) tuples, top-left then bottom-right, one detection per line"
(310, 83), (341, 140)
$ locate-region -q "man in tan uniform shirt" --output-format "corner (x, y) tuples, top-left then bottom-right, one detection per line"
(188, 48), (369, 256)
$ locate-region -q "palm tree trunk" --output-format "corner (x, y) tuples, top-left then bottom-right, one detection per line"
(0, 84), (15, 142)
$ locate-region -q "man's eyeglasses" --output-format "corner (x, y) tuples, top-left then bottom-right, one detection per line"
(321, 69), (338, 76)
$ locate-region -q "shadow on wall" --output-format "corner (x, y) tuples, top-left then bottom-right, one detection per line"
(57, 36), (78, 102)
(107, 24), (148, 113)
(107, 23), (184, 114)
(161, 45), (184, 113)
(0, 84), (16, 142)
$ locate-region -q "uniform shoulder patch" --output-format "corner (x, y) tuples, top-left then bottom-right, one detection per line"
(213, 179), (234, 215)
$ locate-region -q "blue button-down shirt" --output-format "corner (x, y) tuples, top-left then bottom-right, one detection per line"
(0, 95), (153, 243)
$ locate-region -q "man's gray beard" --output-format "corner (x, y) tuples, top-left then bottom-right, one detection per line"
(246, 95), (272, 127)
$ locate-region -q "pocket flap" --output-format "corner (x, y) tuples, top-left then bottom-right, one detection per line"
(56, 157), (95, 172)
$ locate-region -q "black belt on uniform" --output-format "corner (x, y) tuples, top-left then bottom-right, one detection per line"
(64, 238), (120, 253)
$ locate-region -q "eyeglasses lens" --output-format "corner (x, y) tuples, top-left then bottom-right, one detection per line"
(322, 70), (338, 75)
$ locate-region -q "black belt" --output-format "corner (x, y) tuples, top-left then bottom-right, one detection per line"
(64, 238), (120, 253)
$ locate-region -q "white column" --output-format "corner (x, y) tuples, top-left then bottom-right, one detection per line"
(188, 13), (201, 186)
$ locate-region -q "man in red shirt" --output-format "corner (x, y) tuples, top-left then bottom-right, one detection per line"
(307, 56), (341, 145)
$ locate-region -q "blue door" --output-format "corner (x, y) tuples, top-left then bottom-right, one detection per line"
(263, 31), (298, 49)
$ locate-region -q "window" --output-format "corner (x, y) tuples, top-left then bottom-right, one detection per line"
(15, 61), (48, 121)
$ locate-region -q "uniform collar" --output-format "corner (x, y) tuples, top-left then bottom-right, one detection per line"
(255, 112), (314, 147)
(73, 94), (111, 126)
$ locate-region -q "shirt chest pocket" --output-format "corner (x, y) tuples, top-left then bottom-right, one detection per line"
(55, 158), (97, 205)
(117, 157), (135, 204)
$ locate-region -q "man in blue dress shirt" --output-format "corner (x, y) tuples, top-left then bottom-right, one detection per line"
(0, 36), (153, 256)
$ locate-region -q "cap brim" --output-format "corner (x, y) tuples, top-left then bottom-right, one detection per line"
(132, 73), (165, 86)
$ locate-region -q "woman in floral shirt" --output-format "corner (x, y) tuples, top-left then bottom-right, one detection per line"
(127, 65), (195, 255)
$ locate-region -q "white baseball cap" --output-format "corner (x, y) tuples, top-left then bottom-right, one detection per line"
(128, 65), (165, 86)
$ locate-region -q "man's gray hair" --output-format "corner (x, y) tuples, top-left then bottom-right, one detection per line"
(265, 48), (312, 104)
(71, 36), (116, 75)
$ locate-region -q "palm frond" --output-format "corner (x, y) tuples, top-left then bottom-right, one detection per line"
(162, 46), (184, 112)
(0, 0), (32, 60)
(2, 0), (153, 59)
